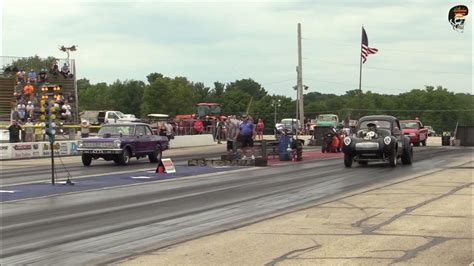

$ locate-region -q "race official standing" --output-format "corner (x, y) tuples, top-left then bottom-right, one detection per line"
(8, 120), (22, 143)
(237, 114), (256, 160)
(225, 115), (240, 155)
(81, 120), (91, 138)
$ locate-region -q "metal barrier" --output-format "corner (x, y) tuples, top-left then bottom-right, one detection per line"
(455, 125), (474, 146)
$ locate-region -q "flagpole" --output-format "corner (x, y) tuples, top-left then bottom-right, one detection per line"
(358, 25), (363, 92)
(358, 26), (363, 117)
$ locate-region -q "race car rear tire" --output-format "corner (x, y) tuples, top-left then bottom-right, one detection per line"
(389, 148), (397, 167)
(82, 154), (92, 166)
(421, 139), (426, 146)
(149, 145), (162, 163)
(413, 142), (420, 147)
(344, 154), (353, 168)
(401, 145), (413, 165)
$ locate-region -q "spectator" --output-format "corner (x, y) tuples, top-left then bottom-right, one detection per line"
(237, 114), (256, 160)
(16, 101), (26, 122)
(177, 120), (185, 136)
(51, 60), (59, 76)
(193, 119), (204, 134)
(226, 115), (240, 155)
(305, 119), (311, 135)
(38, 69), (48, 83)
(165, 120), (174, 140)
(11, 109), (20, 122)
(60, 63), (70, 78)
(216, 117), (225, 144)
(158, 122), (167, 136)
(66, 93), (75, 103)
(80, 120), (90, 138)
(8, 120), (22, 143)
(27, 69), (37, 83)
(13, 91), (22, 103)
(35, 120), (44, 141)
(16, 71), (25, 83)
(203, 117), (211, 133)
(256, 118), (265, 141)
(26, 101), (35, 119)
(23, 83), (34, 101)
(56, 93), (65, 105)
(24, 118), (35, 142)
(62, 101), (72, 121)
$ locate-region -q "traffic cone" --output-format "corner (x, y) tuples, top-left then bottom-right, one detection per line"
(156, 160), (166, 174)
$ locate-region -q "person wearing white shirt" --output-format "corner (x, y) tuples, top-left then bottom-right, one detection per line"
(62, 102), (72, 121)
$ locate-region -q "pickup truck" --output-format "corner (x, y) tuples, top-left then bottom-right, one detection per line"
(77, 122), (169, 166)
(80, 110), (140, 125)
(400, 120), (429, 146)
(315, 114), (339, 127)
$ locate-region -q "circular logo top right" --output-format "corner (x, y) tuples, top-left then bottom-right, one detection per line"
(448, 5), (469, 32)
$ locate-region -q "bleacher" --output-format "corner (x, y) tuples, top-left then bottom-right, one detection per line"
(0, 56), (78, 123)
(0, 77), (15, 121)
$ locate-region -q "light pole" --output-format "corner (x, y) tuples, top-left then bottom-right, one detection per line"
(271, 99), (281, 125)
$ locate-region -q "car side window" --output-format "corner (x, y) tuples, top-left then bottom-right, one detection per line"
(135, 125), (146, 136)
(144, 126), (153, 135)
(393, 121), (401, 134)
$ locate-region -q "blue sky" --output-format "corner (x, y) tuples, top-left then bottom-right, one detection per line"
(1, 0), (472, 97)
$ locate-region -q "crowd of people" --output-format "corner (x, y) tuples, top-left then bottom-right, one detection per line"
(152, 114), (265, 160)
(6, 61), (75, 143)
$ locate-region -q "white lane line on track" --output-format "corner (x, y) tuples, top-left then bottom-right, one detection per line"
(130, 176), (155, 179)
(0, 190), (17, 193)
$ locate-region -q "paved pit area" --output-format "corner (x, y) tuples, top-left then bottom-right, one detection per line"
(122, 154), (473, 265)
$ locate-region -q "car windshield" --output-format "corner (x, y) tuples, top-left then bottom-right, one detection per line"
(400, 122), (418, 129)
(426, 126), (433, 130)
(98, 125), (135, 136)
(318, 115), (337, 121)
(359, 120), (391, 130)
(281, 119), (299, 127)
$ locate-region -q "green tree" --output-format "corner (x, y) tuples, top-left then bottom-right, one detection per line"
(141, 75), (197, 117)
(193, 82), (211, 102)
(108, 80), (145, 116)
(78, 82), (111, 111)
(146, 72), (164, 83)
(9, 55), (57, 72)
(212, 81), (225, 98)
(225, 78), (267, 100)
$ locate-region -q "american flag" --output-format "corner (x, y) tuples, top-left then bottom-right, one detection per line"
(361, 27), (378, 63)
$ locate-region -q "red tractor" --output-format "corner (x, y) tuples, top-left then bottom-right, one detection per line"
(175, 103), (224, 135)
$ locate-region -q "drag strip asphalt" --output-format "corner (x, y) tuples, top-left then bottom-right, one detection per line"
(0, 146), (471, 265)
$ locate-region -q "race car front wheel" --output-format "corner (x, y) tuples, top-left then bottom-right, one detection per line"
(344, 154), (353, 168)
(82, 154), (92, 166)
(389, 148), (397, 167)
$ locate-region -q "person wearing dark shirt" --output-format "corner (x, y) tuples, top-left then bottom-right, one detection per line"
(8, 120), (22, 143)
(39, 69), (48, 83)
(237, 114), (256, 160)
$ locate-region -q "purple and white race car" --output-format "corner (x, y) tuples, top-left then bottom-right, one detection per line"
(78, 123), (169, 166)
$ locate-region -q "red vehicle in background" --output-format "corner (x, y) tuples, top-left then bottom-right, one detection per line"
(400, 119), (429, 146)
(175, 103), (224, 135)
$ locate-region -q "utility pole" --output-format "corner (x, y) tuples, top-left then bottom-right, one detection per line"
(297, 23), (304, 128)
